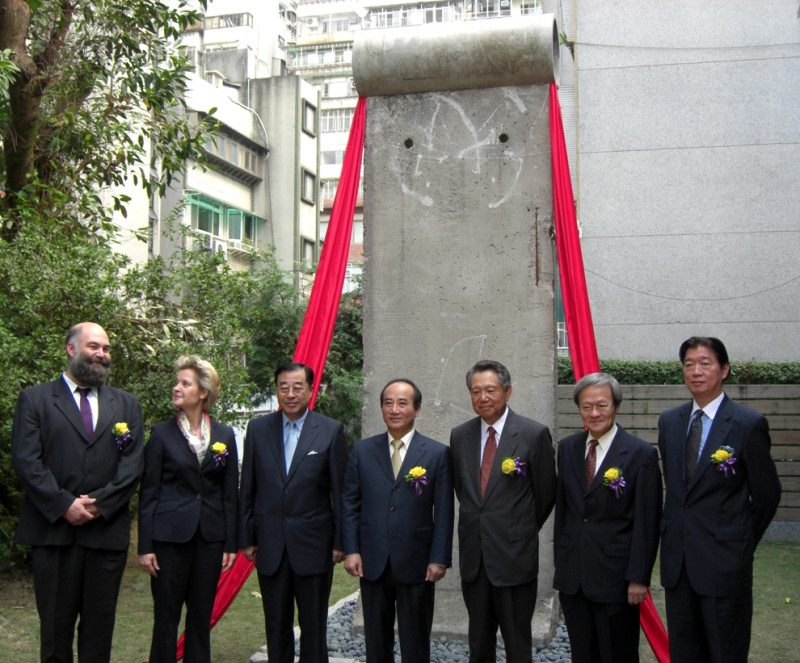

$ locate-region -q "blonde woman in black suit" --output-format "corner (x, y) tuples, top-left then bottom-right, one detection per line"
(138, 355), (238, 663)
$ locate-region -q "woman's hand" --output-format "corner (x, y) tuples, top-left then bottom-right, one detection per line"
(138, 553), (159, 578)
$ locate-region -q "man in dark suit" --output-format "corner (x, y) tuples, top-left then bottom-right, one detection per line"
(450, 359), (557, 663)
(659, 336), (781, 663)
(239, 361), (348, 663)
(342, 378), (454, 663)
(553, 372), (662, 663)
(11, 322), (145, 663)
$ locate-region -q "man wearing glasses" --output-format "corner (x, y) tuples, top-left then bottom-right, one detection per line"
(239, 362), (348, 663)
(553, 372), (662, 663)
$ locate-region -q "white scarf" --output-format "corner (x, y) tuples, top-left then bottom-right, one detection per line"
(177, 411), (211, 464)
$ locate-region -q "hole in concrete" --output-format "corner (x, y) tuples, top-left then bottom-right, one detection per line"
(404, 138), (414, 149)
(499, 133), (509, 144)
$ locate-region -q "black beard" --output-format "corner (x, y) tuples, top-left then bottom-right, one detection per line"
(69, 354), (110, 387)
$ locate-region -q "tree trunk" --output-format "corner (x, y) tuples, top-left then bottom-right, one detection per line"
(0, 0), (68, 240)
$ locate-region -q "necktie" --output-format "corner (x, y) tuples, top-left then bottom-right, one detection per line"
(585, 439), (599, 489)
(77, 387), (93, 437)
(480, 426), (497, 496)
(391, 439), (404, 478)
(284, 421), (298, 472)
(685, 409), (705, 483)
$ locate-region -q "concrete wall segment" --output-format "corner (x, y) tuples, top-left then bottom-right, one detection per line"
(360, 84), (557, 445)
(353, 14), (560, 97)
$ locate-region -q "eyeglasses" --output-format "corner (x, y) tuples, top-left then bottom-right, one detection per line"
(579, 403), (613, 413)
(277, 385), (307, 395)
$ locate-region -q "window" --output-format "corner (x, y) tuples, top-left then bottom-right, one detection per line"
(188, 195), (265, 248)
(302, 100), (317, 137)
(228, 210), (243, 241)
(520, 0), (542, 15)
(469, 0), (511, 18)
(193, 200), (222, 237)
(321, 179), (339, 201)
(323, 78), (357, 98)
(228, 210), (258, 244)
(321, 109), (353, 133)
(369, 3), (454, 28)
(324, 18), (351, 32)
(301, 169), (317, 205)
(205, 13), (253, 29)
(204, 134), (262, 178)
(302, 238), (316, 269)
(322, 150), (345, 166)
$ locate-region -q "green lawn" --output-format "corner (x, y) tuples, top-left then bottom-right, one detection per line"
(638, 541), (799, 663)
(1, 548), (360, 663)
(2, 541), (796, 662)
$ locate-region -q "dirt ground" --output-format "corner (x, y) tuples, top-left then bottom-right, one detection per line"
(0, 564), (35, 610)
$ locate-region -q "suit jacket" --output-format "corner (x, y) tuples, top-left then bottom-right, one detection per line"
(138, 417), (238, 554)
(658, 394), (781, 596)
(450, 407), (556, 587)
(12, 377), (144, 550)
(341, 431), (454, 584)
(553, 426), (662, 604)
(238, 409), (348, 576)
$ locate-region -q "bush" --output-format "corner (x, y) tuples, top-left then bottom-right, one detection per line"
(557, 357), (800, 385)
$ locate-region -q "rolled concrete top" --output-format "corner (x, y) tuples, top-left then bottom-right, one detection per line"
(353, 14), (559, 97)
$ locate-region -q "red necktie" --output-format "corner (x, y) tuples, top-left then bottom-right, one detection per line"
(585, 439), (598, 489)
(480, 426), (497, 496)
(77, 387), (94, 437)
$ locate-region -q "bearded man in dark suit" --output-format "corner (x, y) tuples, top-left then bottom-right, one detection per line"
(659, 336), (781, 663)
(553, 372), (662, 663)
(342, 378), (454, 663)
(12, 322), (145, 663)
(239, 361), (348, 663)
(450, 359), (557, 663)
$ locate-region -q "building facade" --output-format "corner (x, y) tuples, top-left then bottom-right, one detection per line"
(567, 0), (800, 361)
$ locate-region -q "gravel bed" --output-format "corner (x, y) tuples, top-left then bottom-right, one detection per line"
(325, 598), (573, 662)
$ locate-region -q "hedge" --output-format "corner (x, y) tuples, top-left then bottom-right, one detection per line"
(556, 357), (800, 385)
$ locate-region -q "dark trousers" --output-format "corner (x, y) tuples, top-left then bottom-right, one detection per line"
(559, 589), (640, 663)
(148, 534), (224, 663)
(257, 551), (333, 663)
(31, 543), (127, 663)
(462, 560), (537, 663)
(359, 561), (435, 663)
(665, 565), (753, 663)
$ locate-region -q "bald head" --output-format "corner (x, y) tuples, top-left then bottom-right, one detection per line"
(65, 322), (111, 387)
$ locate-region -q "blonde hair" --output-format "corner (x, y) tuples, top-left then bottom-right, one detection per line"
(174, 355), (221, 410)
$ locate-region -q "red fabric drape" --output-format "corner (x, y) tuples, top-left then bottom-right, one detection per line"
(294, 96), (366, 404)
(549, 82), (669, 663)
(176, 96), (367, 660)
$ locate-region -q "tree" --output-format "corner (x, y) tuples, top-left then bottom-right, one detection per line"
(0, 0), (213, 239)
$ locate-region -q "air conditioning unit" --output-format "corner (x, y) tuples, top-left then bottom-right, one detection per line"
(195, 230), (213, 251)
(306, 17), (319, 27)
(212, 239), (227, 257)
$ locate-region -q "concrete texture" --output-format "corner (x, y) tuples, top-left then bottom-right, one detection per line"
(359, 83), (559, 643)
(572, 0), (800, 360)
(353, 14), (559, 97)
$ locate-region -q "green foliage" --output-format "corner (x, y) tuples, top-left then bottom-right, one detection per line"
(0, 49), (19, 103)
(557, 356), (800, 385)
(0, 216), (309, 557)
(0, 0), (215, 238)
(315, 283), (364, 448)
